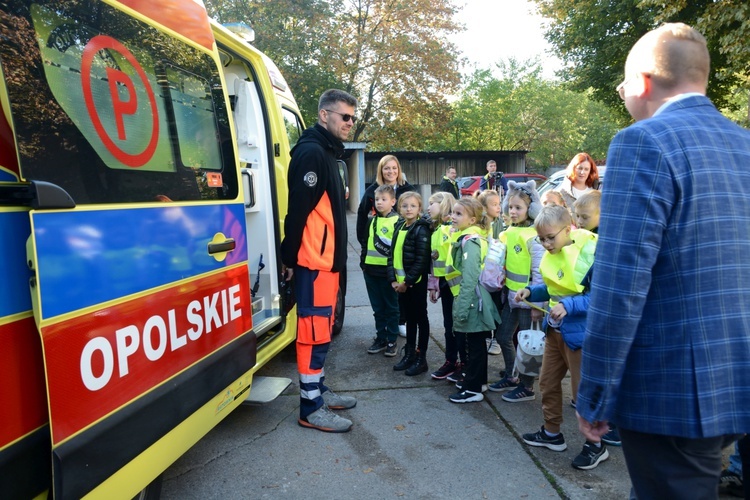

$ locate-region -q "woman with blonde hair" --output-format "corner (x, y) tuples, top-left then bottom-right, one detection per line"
(357, 155), (416, 337)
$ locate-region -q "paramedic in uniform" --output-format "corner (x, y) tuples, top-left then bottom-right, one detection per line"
(281, 89), (358, 433)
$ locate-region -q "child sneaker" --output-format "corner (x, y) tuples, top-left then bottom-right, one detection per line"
(572, 441), (609, 470)
(449, 390), (484, 403)
(384, 341), (398, 357)
(367, 338), (388, 354)
(502, 384), (535, 402)
(486, 337), (502, 355)
(431, 360), (458, 380)
(488, 377), (518, 392)
(522, 426), (567, 451)
(446, 367), (464, 383)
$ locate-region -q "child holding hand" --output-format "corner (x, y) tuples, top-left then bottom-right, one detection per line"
(515, 205), (607, 470)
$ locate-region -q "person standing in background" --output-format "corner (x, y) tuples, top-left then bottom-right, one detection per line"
(281, 89), (359, 433)
(439, 166), (460, 199)
(479, 159), (497, 192)
(576, 23), (750, 497)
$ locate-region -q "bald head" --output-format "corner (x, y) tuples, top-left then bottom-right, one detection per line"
(627, 23), (710, 92)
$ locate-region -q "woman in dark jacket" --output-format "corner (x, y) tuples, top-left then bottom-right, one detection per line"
(356, 155), (416, 246)
(358, 154), (416, 338)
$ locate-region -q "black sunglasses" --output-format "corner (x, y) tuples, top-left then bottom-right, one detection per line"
(324, 109), (357, 124)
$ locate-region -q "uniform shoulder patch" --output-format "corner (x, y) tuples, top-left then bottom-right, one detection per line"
(304, 171), (318, 187)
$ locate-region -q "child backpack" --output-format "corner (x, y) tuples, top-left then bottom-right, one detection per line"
(479, 236), (505, 293)
(459, 234), (506, 293)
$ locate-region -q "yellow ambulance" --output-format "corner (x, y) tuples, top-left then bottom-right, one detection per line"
(0, 0), (303, 497)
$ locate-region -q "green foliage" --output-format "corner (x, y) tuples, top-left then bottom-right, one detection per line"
(532, 0), (750, 115)
(438, 60), (625, 169)
(206, 0), (462, 142)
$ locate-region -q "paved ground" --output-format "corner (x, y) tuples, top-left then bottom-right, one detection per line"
(162, 211), (735, 500)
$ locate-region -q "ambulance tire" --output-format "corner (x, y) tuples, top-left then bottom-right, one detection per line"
(133, 474), (162, 500)
(332, 269), (346, 335)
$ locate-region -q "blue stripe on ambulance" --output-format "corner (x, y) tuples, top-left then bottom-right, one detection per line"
(32, 203), (248, 319)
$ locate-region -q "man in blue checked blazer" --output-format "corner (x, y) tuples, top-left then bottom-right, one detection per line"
(576, 23), (750, 497)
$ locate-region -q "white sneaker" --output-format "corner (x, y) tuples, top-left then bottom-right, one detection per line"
(398, 324), (406, 337)
(487, 338), (502, 355)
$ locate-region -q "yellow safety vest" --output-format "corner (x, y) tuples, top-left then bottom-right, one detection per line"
(539, 229), (597, 308)
(431, 223), (452, 277)
(502, 225), (538, 291)
(393, 221), (421, 284)
(447, 226), (487, 297)
(365, 214), (399, 266)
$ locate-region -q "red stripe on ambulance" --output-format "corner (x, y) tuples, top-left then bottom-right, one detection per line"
(43, 267), (252, 444)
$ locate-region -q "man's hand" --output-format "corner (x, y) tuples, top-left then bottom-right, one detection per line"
(281, 265), (294, 281)
(576, 413), (610, 442)
(429, 289), (439, 303)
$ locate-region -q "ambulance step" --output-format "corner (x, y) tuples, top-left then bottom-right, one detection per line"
(243, 376), (292, 405)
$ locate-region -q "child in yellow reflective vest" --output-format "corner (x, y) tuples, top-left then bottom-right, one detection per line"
(387, 192), (432, 375)
(362, 185), (401, 357)
(426, 191), (465, 380)
(488, 181), (545, 402)
(514, 204), (609, 470)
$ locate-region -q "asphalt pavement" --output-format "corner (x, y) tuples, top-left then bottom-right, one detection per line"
(161, 211), (734, 500)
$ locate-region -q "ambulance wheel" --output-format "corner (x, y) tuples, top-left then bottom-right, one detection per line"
(332, 286), (345, 335)
(133, 475), (162, 500)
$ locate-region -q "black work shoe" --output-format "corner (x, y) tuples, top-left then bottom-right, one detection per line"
(405, 354), (428, 376)
(393, 346), (416, 371)
(367, 338), (388, 354)
(571, 441), (609, 470)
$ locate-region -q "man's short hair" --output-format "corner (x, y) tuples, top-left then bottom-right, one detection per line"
(318, 89), (358, 111)
(574, 190), (601, 211)
(486, 160), (496, 168)
(446, 166), (456, 173)
(534, 205), (572, 229)
(631, 23), (710, 90)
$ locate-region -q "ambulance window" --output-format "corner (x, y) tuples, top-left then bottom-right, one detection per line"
(281, 107), (304, 149)
(0, 0), (237, 204)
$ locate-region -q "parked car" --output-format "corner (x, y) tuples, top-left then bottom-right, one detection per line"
(457, 173), (547, 197)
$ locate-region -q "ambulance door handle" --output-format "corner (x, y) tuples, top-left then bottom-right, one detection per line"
(208, 238), (236, 254)
(241, 169), (256, 208)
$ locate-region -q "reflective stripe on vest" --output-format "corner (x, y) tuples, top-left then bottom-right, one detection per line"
(431, 223), (452, 277)
(504, 226), (537, 291)
(448, 226), (487, 296)
(365, 214), (399, 265)
(393, 222), (421, 284)
(539, 229), (597, 308)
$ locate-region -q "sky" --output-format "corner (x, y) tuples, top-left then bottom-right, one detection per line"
(453, 0), (563, 79)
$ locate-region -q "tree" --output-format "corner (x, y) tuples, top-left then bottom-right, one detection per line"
(440, 60), (624, 169)
(205, 0), (463, 142)
(532, 0), (749, 117)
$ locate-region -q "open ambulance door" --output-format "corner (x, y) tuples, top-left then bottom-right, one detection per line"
(1, 1), (258, 497)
